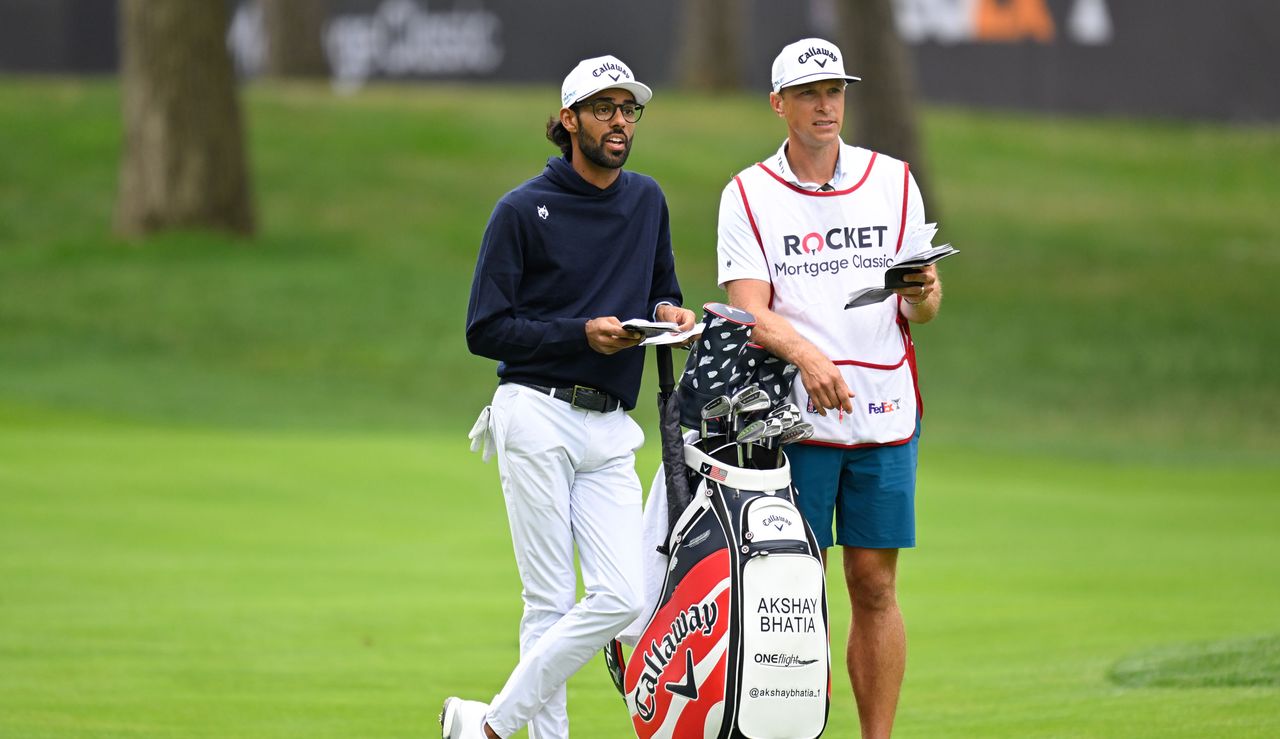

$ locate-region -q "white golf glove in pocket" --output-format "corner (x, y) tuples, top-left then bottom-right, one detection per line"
(467, 405), (495, 462)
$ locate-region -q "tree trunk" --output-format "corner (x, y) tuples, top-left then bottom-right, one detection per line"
(262, 0), (330, 78)
(678, 0), (744, 91)
(836, 0), (939, 213)
(115, 0), (255, 238)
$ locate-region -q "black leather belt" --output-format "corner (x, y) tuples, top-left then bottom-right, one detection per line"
(513, 382), (621, 413)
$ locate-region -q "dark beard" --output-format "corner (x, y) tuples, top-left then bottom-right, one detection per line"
(576, 125), (631, 169)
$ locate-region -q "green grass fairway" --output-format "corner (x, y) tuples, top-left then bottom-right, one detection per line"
(1, 77), (1278, 737)
(2, 419), (1277, 738)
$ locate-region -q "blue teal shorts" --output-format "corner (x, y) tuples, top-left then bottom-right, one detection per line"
(786, 421), (920, 550)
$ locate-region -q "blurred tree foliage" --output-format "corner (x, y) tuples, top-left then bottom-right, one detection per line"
(838, 0), (938, 211)
(678, 0), (745, 91)
(262, 0), (330, 79)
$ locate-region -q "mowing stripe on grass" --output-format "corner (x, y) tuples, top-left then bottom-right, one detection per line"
(1109, 634), (1280, 689)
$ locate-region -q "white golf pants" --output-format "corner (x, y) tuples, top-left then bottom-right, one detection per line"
(484, 383), (646, 739)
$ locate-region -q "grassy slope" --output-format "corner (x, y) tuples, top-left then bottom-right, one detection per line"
(1, 78), (1278, 737)
(1, 78), (1276, 459)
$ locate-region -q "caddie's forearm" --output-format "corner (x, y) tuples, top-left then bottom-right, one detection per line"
(725, 280), (823, 368)
(744, 305), (829, 371)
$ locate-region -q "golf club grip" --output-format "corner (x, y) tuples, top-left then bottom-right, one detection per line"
(656, 345), (674, 394)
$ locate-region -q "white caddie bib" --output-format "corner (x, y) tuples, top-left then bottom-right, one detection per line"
(733, 152), (920, 447)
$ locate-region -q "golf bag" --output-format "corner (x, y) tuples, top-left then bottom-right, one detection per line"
(618, 304), (830, 739)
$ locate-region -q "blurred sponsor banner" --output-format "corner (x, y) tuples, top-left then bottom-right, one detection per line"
(0, 0), (117, 74)
(1, 0), (1276, 121)
(896, 0), (1280, 120)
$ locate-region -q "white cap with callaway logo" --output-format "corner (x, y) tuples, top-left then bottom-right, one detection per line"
(560, 54), (653, 109)
(770, 38), (861, 93)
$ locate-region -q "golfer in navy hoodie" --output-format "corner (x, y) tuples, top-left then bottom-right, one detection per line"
(446, 54), (695, 739)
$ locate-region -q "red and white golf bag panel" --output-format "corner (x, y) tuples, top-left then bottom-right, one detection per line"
(625, 546), (733, 738)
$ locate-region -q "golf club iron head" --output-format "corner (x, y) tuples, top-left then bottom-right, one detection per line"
(779, 421), (814, 445)
(729, 384), (766, 410)
(738, 396), (772, 432)
(699, 394), (733, 440)
(768, 403), (801, 428)
(735, 419), (769, 445)
(732, 386), (771, 415)
(736, 418), (767, 465)
(701, 395), (732, 420)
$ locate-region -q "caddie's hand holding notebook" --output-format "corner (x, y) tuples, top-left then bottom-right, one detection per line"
(845, 222), (958, 309)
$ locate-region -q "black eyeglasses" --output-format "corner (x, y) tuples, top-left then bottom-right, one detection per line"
(575, 99), (645, 123)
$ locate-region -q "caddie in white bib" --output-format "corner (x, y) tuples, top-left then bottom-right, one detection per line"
(724, 142), (922, 447)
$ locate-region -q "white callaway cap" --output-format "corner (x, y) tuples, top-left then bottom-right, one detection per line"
(560, 54), (653, 109)
(771, 37), (861, 93)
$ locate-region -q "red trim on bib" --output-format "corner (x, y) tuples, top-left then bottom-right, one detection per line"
(894, 162), (910, 254)
(893, 162), (924, 417)
(817, 317), (920, 448)
(734, 175), (765, 256)
(900, 315), (924, 421)
(831, 313), (913, 370)
(833, 355), (907, 371)
(733, 174), (775, 307)
(755, 152), (877, 196)
(801, 433), (915, 450)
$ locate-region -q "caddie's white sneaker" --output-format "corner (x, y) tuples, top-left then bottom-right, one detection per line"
(439, 696), (491, 739)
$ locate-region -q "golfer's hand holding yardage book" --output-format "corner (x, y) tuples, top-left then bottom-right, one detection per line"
(845, 222), (958, 309)
(623, 317), (706, 348)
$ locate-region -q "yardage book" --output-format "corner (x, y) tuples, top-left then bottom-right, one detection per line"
(845, 222), (958, 309)
(640, 321), (704, 347)
(621, 319), (681, 338)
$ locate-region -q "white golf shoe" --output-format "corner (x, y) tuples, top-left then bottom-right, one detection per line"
(440, 696), (491, 739)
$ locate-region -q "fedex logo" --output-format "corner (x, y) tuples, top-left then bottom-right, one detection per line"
(867, 400), (902, 415)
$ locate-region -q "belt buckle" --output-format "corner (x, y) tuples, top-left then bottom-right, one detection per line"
(570, 385), (594, 410)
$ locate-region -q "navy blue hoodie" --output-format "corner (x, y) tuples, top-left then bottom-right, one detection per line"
(466, 156), (683, 410)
